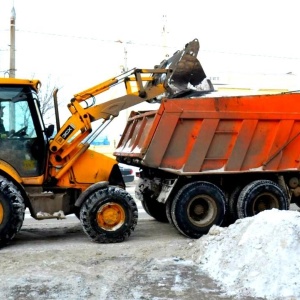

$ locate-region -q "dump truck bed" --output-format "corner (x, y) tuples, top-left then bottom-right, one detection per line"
(114, 92), (300, 174)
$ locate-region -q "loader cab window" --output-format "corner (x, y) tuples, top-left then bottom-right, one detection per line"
(0, 85), (47, 177)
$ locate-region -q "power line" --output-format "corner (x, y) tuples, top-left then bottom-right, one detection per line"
(16, 29), (165, 49)
(2, 28), (300, 61)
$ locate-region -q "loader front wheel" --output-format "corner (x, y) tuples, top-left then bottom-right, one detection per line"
(171, 181), (226, 239)
(80, 186), (138, 243)
(0, 175), (25, 247)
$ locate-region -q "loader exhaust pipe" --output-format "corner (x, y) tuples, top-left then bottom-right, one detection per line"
(53, 88), (61, 132)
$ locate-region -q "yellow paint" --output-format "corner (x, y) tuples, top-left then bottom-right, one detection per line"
(96, 202), (125, 230)
(0, 160), (22, 183)
(0, 202), (3, 224)
(0, 78), (40, 92)
(23, 160), (35, 170)
(56, 149), (117, 189)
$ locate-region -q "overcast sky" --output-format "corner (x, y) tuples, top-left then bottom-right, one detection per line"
(0, 0), (300, 130)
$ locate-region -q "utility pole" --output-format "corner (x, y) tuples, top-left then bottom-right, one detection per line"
(162, 14), (169, 59)
(9, 6), (16, 132)
(123, 44), (128, 72)
(9, 6), (16, 78)
(116, 40), (130, 73)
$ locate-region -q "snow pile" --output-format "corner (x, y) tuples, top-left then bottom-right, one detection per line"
(190, 209), (300, 299)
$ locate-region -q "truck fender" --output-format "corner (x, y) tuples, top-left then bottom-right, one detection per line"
(75, 181), (109, 207)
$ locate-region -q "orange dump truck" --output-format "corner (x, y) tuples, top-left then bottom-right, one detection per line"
(114, 92), (300, 238)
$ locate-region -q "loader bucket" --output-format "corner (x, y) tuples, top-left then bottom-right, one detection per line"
(150, 38), (214, 100)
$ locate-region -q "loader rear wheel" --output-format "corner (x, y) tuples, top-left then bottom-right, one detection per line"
(237, 180), (289, 219)
(0, 175), (25, 247)
(171, 181), (226, 239)
(80, 186), (138, 243)
(141, 193), (168, 223)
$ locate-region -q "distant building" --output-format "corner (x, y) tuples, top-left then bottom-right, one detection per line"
(209, 72), (298, 95)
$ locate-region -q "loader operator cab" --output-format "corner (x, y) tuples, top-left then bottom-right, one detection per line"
(0, 83), (50, 177)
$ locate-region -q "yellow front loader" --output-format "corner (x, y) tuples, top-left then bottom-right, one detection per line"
(0, 39), (212, 247)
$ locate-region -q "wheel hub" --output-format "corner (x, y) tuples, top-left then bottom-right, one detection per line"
(254, 193), (278, 213)
(96, 202), (125, 231)
(194, 204), (205, 215)
(187, 195), (217, 226)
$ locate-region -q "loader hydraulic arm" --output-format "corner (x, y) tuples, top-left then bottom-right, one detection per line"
(49, 68), (171, 158)
(48, 38), (212, 181)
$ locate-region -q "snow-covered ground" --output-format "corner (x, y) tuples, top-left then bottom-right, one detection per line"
(189, 209), (300, 299)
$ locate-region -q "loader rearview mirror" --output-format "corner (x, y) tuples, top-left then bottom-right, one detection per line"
(45, 124), (54, 138)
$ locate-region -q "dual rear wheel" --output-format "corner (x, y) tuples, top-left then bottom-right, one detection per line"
(142, 181), (227, 238)
(170, 181), (226, 238)
(140, 193), (168, 223)
(236, 180), (289, 219)
(141, 179), (289, 239)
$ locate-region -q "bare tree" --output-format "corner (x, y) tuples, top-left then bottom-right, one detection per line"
(37, 76), (64, 127)
(38, 76), (56, 117)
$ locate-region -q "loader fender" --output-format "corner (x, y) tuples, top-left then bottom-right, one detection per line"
(0, 160), (22, 184)
(75, 181), (109, 207)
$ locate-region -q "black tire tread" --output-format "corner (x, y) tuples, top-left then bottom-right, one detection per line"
(80, 186), (138, 243)
(141, 195), (168, 223)
(171, 181), (226, 239)
(0, 175), (25, 247)
(165, 197), (174, 226)
(237, 179), (289, 219)
(227, 186), (242, 223)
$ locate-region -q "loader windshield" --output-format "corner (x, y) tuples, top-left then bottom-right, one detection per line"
(0, 85), (47, 177)
(0, 87), (37, 138)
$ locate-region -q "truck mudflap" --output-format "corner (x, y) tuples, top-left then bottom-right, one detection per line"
(156, 178), (178, 203)
(135, 177), (178, 204)
(135, 177), (178, 223)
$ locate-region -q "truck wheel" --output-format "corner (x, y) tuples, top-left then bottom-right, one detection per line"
(165, 198), (174, 225)
(171, 181), (226, 239)
(237, 180), (289, 219)
(141, 194), (168, 223)
(80, 186), (138, 243)
(228, 186), (242, 223)
(140, 200), (151, 215)
(0, 176), (25, 247)
(294, 197), (300, 208)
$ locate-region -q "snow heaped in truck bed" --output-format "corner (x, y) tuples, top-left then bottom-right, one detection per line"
(189, 209), (300, 299)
